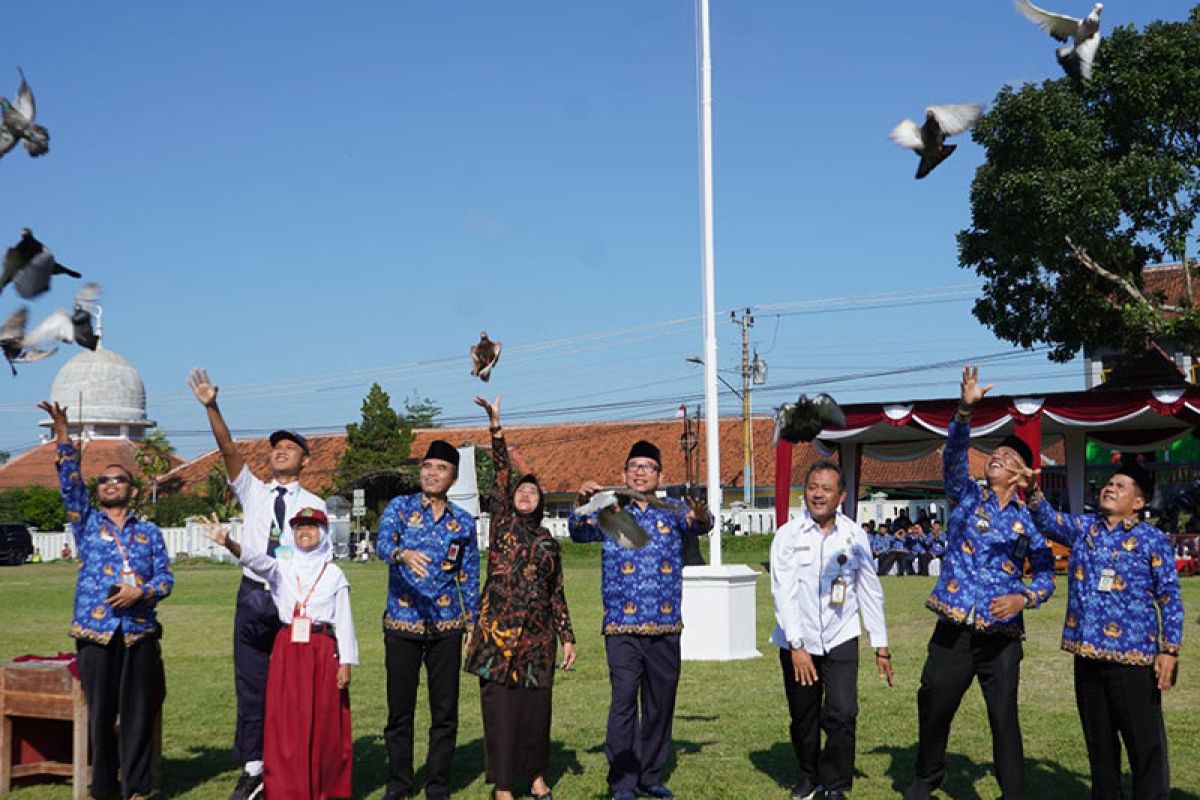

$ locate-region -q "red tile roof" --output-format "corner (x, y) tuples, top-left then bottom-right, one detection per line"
(0, 439), (184, 491)
(154, 416), (1062, 497)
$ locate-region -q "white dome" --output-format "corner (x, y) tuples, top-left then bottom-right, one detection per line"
(49, 347), (147, 424)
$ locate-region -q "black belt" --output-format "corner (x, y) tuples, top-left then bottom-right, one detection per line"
(240, 575), (270, 592)
(310, 622), (337, 638)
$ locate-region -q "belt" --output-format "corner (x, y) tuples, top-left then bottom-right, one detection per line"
(310, 622), (337, 638)
(240, 575), (270, 592)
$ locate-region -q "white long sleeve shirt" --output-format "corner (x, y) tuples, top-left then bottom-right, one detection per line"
(769, 509), (889, 655)
(241, 552), (359, 665)
(230, 464), (326, 586)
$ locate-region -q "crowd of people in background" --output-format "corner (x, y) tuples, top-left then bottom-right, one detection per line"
(865, 517), (946, 577)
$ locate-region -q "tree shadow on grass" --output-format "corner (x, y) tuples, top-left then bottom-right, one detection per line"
(159, 745), (238, 797)
(869, 743), (1094, 799)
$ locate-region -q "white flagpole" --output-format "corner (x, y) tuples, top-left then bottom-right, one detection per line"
(696, 0), (723, 566)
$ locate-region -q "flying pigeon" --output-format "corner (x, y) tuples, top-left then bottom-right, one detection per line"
(574, 488), (666, 548)
(469, 331), (502, 382)
(890, 104), (983, 179)
(4, 283), (101, 372)
(774, 393), (847, 444)
(1015, 0), (1103, 81)
(0, 68), (49, 159)
(0, 228), (82, 299)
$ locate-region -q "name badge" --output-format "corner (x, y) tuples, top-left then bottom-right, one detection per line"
(120, 566), (138, 588)
(442, 542), (462, 572)
(1097, 568), (1115, 593)
(830, 577), (847, 606)
(291, 616), (312, 643)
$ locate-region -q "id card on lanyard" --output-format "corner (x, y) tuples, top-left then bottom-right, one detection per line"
(104, 517), (139, 587)
(291, 562), (329, 644)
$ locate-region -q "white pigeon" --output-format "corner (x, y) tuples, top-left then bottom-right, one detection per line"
(890, 104), (983, 179)
(1015, 0), (1103, 81)
(20, 283), (101, 355)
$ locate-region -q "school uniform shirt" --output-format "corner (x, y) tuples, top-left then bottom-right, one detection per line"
(928, 416), (1056, 637)
(376, 494), (480, 636)
(240, 551), (359, 665)
(1028, 499), (1183, 665)
(56, 443), (174, 645)
(230, 464), (326, 586)
(910, 533), (929, 555)
(869, 533), (886, 558)
(569, 497), (712, 635)
(769, 508), (888, 655)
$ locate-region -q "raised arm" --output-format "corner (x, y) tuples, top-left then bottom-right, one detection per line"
(39, 401), (90, 528)
(943, 365), (991, 504)
(188, 368), (246, 479)
(475, 396), (512, 537)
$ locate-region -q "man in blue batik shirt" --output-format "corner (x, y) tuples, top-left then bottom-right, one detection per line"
(1020, 460), (1182, 799)
(570, 440), (712, 800)
(42, 400), (173, 800)
(906, 367), (1056, 800)
(377, 439), (479, 800)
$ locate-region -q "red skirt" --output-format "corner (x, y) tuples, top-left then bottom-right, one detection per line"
(263, 627), (353, 800)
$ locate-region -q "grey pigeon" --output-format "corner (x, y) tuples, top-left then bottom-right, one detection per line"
(574, 488), (666, 548)
(890, 104), (983, 179)
(0, 68), (49, 158)
(0, 307), (29, 375)
(774, 393), (847, 444)
(469, 330), (502, 382)
(0, 228), (82, 299)
(1016, 0), (1103, 81)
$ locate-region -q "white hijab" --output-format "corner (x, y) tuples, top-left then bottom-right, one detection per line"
(276, 523), (347, 605)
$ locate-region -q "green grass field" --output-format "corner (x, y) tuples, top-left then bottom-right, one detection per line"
(2, 537), (1197, 799)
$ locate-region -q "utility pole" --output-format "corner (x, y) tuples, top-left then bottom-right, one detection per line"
(732, 308), (754, 505)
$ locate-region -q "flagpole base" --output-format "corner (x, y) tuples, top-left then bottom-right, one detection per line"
(680, 564), (761, 660)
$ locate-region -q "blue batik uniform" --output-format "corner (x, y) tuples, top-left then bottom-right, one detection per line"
(1028, 500), (1182, 664)
(929, 535), (947, 557)
(870, 532), (886, 558)
(569, 497), (711, 634)
(56, 443), (173, 644)
(910, 532), (929, 555)
(928, 416), (1056, 637)
(377, 493), (480, 635)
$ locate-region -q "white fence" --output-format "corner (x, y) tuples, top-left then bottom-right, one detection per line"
(34, 520), (243, 563)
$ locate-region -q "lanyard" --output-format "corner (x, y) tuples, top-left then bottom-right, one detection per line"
(102, 515), (133, 569)
(294, 562), (329, 617)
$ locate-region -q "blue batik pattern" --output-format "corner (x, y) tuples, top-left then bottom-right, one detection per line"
(569, 497), (711, 635)
(869, 533), (886, 557)
(56, 444), (173, 645)
(927, 417), (1056, 637)
(1029, 500), (1183, 665)
(377, 493), (479, 635)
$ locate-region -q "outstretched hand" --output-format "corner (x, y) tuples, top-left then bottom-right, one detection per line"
(959, 364), (993, 410)
(36, 400), (70, 443)
(187, 368), (218, 407)
(474, 395), (501, 428)
(1009, 463), (1041, 493)
(685, 495), (710, 525)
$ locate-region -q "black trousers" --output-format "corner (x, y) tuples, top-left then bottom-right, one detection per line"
(604, 633), (681, 793)
(778, 638), (860, 793)
(1074, 656), (1171, 800)
(911, 621), (1026, 799)
(384, 630), (463, 800)
(876, 553), (896, 576)
(232, 576), (281, 765)
(76, 632), (163, 799)
(479, 678), (552, 789)
(916, 554), (933, 576)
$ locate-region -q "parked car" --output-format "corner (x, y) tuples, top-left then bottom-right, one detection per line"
(0, 523), (34, 566)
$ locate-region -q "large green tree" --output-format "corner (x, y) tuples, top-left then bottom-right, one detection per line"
(334, 384), (419, 519)
(959, 6), (1200, 361)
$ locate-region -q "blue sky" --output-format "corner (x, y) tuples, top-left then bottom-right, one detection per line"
(0, 1), (1189, 460)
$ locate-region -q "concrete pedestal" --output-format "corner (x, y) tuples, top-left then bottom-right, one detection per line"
(680, 564), (761, 660)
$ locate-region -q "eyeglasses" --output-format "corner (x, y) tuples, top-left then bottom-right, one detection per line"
(625, 462), (660, 474)
(97, 476), (130, 485)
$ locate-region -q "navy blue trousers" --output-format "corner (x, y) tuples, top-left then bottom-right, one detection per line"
(232, 577), (281, 764)
(604, 633), (681, 793)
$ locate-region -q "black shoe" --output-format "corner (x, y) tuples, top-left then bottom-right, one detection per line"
(823, 791), (847, 800)
(791, 784), (817, 800)
(229, 772), (263, 800)
(638, 786), (675, 800)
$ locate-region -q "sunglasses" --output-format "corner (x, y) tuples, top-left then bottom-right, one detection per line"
(97, 475), (131, 485)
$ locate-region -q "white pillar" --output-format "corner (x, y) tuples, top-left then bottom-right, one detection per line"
(1064, 431), (1087, 513)
(681, 564), (761, 660)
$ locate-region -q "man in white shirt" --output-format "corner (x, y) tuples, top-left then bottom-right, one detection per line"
(770, 460), (893, 800)
(189, 368), (327, 800)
